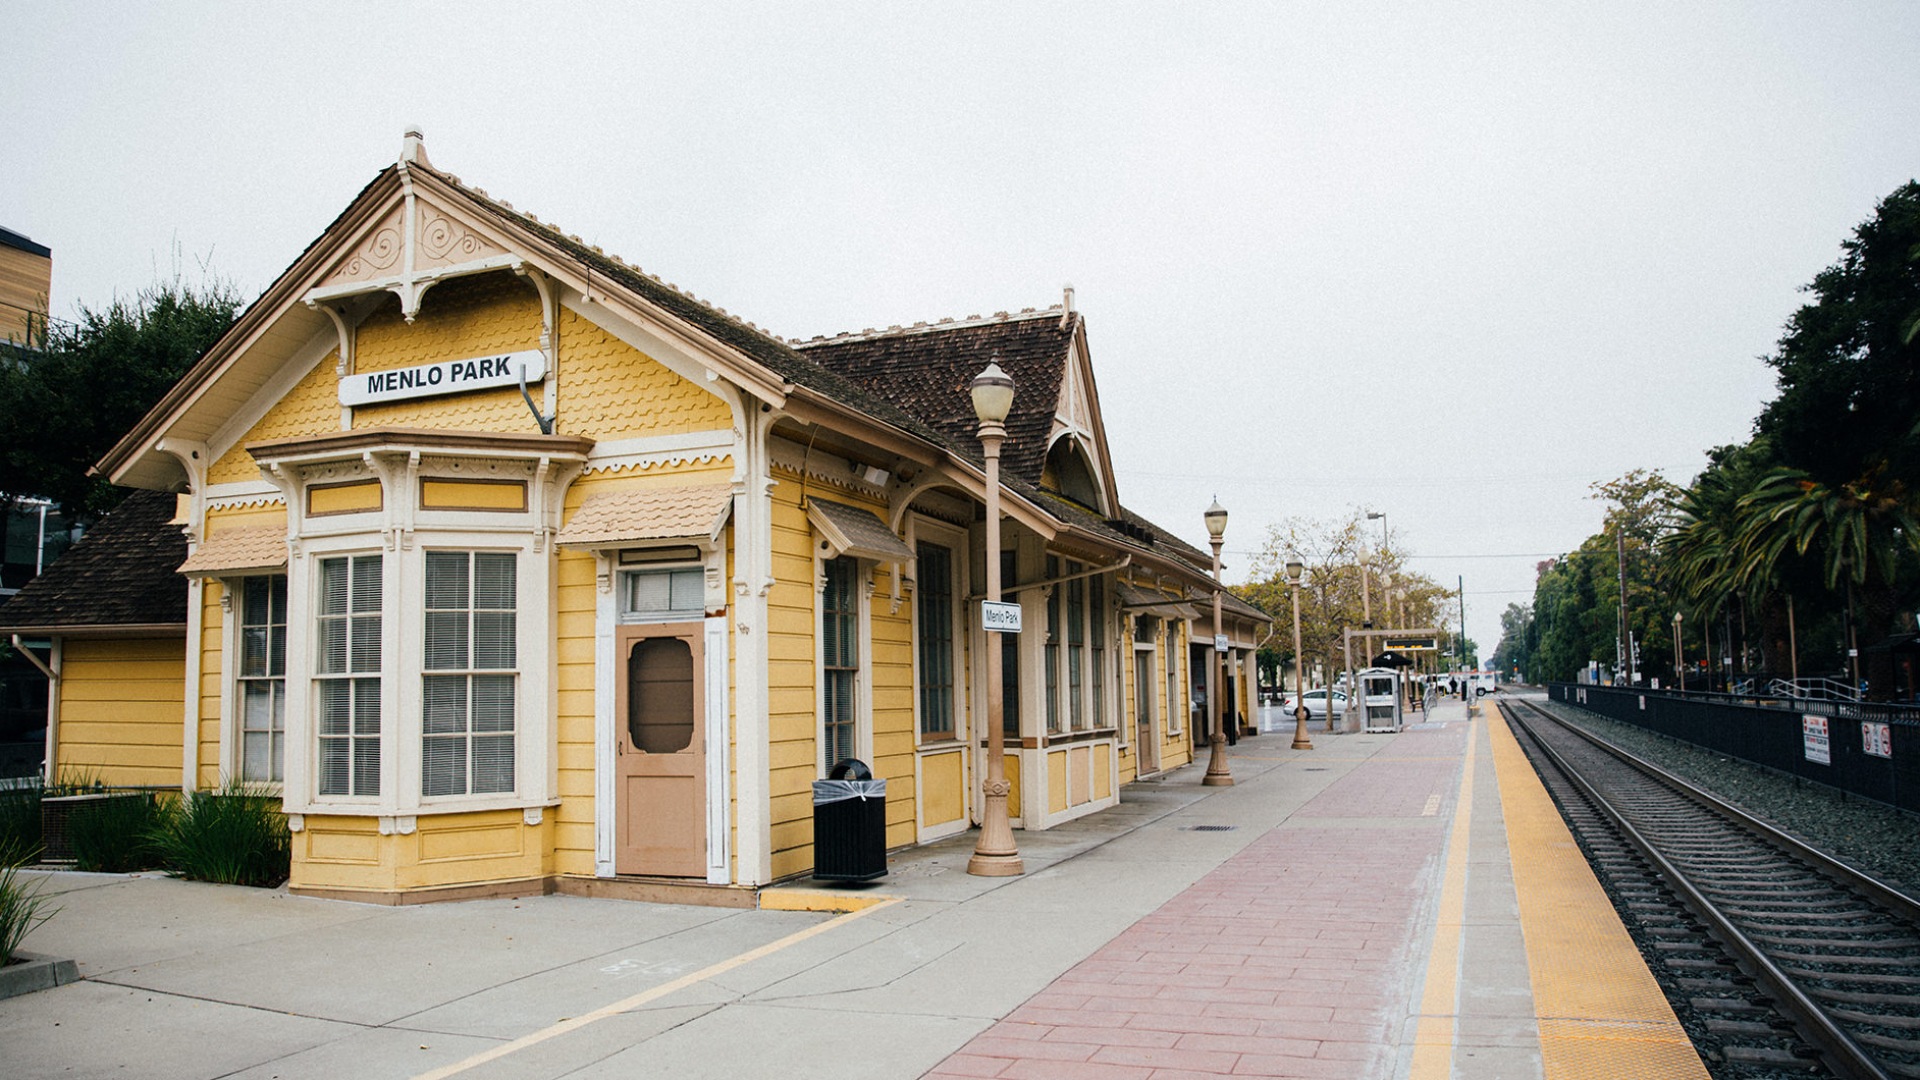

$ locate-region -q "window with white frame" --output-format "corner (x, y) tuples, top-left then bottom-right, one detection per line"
(1165, 622), (1182, 735)
(1044, 559), (1114, 734)
(821, 556), (860, 770)
(315, 554), (382, 797)
(422, 551), (518, 797)
(915, 542), (956, 741)
(621, 563), (705, 622)
(237, 575), (287, 782)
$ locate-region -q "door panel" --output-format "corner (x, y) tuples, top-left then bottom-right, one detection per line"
(614, 625), (705, 877)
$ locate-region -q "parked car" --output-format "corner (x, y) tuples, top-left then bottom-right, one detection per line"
(1279, 688), (1349, 720)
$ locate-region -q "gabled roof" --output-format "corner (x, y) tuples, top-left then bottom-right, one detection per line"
(0, 490), (186, 635)
(794, 310), (1075, 488)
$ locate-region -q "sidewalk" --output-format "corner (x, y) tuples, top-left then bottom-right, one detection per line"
(4, 704), (1470, 1080)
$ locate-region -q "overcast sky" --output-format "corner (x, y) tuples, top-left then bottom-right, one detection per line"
(7, 2), (1918, 654)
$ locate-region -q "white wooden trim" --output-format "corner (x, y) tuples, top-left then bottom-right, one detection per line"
(704, 616), (730, 883)
(594, 552), (616, 877)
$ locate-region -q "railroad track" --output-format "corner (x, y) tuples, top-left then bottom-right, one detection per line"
(1502, 696), (1920, 1080)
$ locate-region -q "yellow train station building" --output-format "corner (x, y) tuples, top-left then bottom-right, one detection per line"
(1, 133), (1269, 904)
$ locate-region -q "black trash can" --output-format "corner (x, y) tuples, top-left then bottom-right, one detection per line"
(812, 759), (887, 882)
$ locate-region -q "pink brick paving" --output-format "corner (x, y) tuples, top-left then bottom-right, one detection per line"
(924, 726), (1467, 1079)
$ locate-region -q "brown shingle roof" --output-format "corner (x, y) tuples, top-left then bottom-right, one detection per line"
(555, 484), (735, 548)
(793, 311), (1074, 487)
(0, 490), (187, 634)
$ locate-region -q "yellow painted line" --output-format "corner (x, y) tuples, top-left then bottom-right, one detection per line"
(1488, 716), (1709, 1079)
(758, 888), (901, 913)
(410, 898), (900, 1080)
(1408, 723), (1476, 1080)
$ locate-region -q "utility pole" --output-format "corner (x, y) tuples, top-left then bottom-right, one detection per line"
(1615, 528), (1631, 684)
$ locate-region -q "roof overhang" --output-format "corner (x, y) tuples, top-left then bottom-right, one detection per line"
(806, 497), (915, 563)
(555, 483), (735, 550)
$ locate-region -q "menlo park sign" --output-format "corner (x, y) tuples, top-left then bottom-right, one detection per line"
(340, 349), (547, 407)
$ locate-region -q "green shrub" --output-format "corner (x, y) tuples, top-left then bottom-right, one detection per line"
(68, 791), (168, 873)
(149, 783), (290, 888)
(0, 780), (41, 867)
(0, 863), (56, 964)
(45, 768), (105, 798)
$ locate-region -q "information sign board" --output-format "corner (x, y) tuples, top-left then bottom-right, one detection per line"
(981, 600), (1022, 633)
(1214, 634), (1229, 653)
(1863, 721), (1893, 759)
(1803, 715), (1831, 765)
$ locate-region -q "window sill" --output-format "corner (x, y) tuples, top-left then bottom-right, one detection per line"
(286, 796), (561, 831)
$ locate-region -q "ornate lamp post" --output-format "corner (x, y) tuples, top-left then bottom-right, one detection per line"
(1287, 557), (1313, 750)
(1202, 499), (1234, 786)
(968, 361), (1023, 877)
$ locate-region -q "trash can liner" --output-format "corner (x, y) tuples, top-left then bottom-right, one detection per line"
(812, 779), (887, 806)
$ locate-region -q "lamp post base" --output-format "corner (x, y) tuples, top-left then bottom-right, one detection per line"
(966, 783), (1024, 877)
(1202, 734), (1235, 786)
(1291, 707), (1314, 751)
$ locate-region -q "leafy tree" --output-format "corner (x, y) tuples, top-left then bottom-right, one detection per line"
(1236, 511), (1457, 690)
(0, 277), (242, 520)
(1757, 181), (1920, 489)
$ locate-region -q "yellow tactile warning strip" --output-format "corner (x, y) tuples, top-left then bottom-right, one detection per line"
(1488, 713), (1711, 1079)
(408, 897), (900, 1080)
(758, 887), (901, 913)
(1407, 726), (1476, 1079)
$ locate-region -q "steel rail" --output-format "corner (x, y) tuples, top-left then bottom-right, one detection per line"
(1502, 698), (1896, 1080)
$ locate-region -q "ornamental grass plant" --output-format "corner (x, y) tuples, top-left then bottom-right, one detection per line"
(0, 863), (56, 965)
(0, 779), (40, 868)
(67, 790), (168, 873)
(149, 782), (290, 888)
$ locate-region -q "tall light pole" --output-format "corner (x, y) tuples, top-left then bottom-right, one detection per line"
(968, 361), (1022, 877)
(1365, 512), (1387, 636)
(1287, 557), (1313, 751)
(1203, 499), (1234, 787)
(1672, 610), (1684, 694)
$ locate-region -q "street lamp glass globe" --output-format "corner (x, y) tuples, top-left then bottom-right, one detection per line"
(1204, 498), (1228, 539)
(970, 361), (1016, 425)
(1286, 558), (1304, 585)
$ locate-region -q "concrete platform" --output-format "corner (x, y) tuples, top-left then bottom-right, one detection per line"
(0, 693), (1707, 1080)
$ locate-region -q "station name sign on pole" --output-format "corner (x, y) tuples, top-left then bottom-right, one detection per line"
(340, 349), (547, 407)
(981, 600), (1022, 633)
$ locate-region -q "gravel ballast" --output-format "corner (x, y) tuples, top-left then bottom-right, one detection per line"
(1532, 695), (1920, 897)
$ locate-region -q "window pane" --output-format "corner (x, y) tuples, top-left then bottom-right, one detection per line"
(352, 555), (383, 611)
(629, 571), (671, 612)
(319, 739), (350, 795)
(425, 551), (469, 610)
(425, 612), (468, 670)
(472, 675), (515, 732)
(424, 676), (467, 734)
(320, 558), (349, 615)
(473, 553), (515, 609)
(317, 619), (346, 674)
(243, 576), (270, 626)
(916, 543), (954, 739)
(628, 637), (694, 754)
(242, 681), (275, 728)
(353, 734), (380, 794)
(317, 680), (351, 734)
(423, 736), (465, 797)
(473, 613), (515, 669)
(243, 731), (271, 782)
(354, 678), (382, 735)
(241, 627), (268, 678)
(268, 574), (287, 623)
(668, 569), (703, 611)
(351, 615), (381, 672)
(472, 734), (514, 794)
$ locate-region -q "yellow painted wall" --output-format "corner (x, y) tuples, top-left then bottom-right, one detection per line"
(196, 503), (289, 790)
(206, 356), (344, 485)
(764, 467), (920, 880)
(55, 637), (185, 787)
(555, 307), (733, 440)
(291, 809), (554, 894)
(351, 275), (541, 433)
